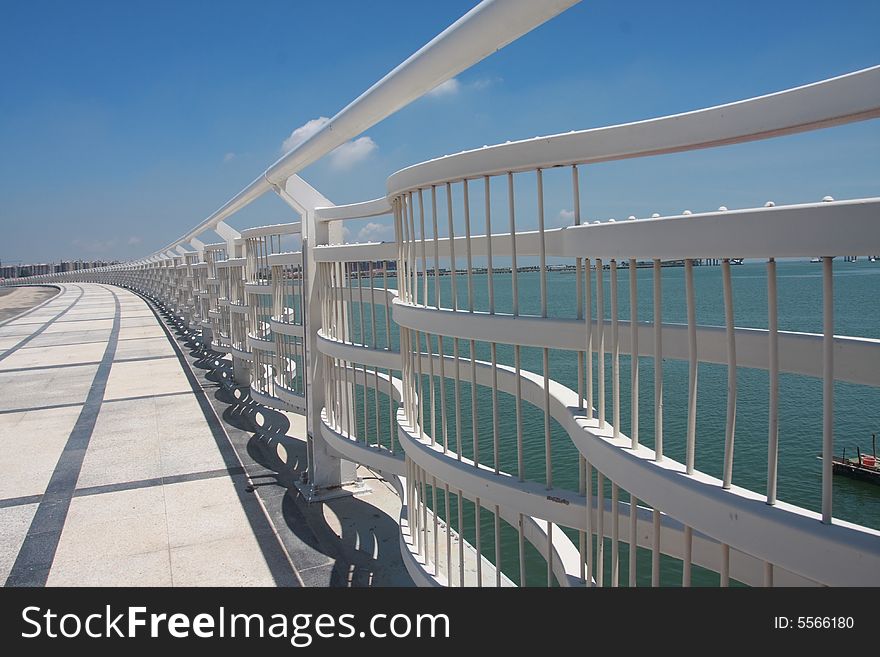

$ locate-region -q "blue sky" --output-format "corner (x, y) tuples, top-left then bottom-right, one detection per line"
(1, 0), (878, 263)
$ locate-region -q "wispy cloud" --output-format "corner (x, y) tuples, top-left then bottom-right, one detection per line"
(73, 238), (117, 253)
(357, 221), (393, 242)
(282, 117), (329, 152)
(329, 137), (377, 170)
(223, 152), (235, 163)
(426, 76), (501, 99)
(282, 117), (377, 170)
(557, 209), (575, 225)
(127, 236), (142, 246)
(427, 77), (461, 98)
(471, 76), (503, 90)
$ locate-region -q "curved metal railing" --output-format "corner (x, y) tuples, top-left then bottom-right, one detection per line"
(9, 8), (880, 587)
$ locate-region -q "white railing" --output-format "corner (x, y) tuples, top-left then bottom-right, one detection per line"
(8, 0), (880, 587)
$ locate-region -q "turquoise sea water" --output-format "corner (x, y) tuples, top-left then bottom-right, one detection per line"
(340, 260), (880, 584)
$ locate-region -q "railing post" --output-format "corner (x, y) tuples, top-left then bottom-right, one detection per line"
(275, 174), (360, 500)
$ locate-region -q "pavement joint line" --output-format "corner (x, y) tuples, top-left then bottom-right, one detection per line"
(72, 465), (249, 499)
(5, 286), (121, 587)
(0, 361), (102, 374)
(0, 284), (85, 362)
(18, 335), (168, 350)
(0, 494), (44, 509)
(0, 389), (194, 416)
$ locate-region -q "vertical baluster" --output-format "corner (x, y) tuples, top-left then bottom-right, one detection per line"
(508, 172), (519, 312)
(457, 489), (464, 587)
(446, 183), (458, 310)
(470, 339), (479, 466)
(407, 191), (418, 306)
(419, 188), (428, 305)
(685, 259), (697, 474)
(518, 513), (526, 587)
(491, 341), (500, 473)
(383, 266), (391, 351)
(722, 258), (737, 488)
(463, 179), (474, 312)
(630, 256), (639, 449)
(515, 344), (524, 481)
(579, 459), (585, 582)
(445, 483), (451, 584)
(652, 508), (660, 587)
(536, 171), (552, 486)
(432, 476), (439, 577)
(767, 258), (779, 504)
(357, 267), (369, 443)
(462, 180), (479, 466)
(485, 175), (494, 311)
(438, 335), (448, 453)
(629, 495), (638, 587)
(721, 543), (730, 587)
(494, 505), (502, 587)
(653, 259), (663, 461)
(682, 525), (692, 587)
(585, 460), (594, 585)
(596, 472), (605, 587)
(421, 467), (428, 562)
(417, 330), (426, 440)
(586, 257), (593, 419)
(574, 166), (585, 408)
(431, 185), (441, 309)
(611, 260), (620, 438)
(543, 347), (552, 488)
(485, 176), (500, 473)
(611, 483), (619, 587)
(822, 256), (834, 524)
(476, 498), (482, 587)
(508, 172), (524, 480)
(453, 336), (462, 459)
(448, 185), (462, 460)
(597, 259), (605, 427)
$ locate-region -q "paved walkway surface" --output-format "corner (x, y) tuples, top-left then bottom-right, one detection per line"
(0, 284), (411, 587)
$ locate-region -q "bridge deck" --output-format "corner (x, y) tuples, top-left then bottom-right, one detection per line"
(0, 283), (410, 587)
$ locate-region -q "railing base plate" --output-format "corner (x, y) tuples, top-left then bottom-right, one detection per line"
(294, 478), (372, 503)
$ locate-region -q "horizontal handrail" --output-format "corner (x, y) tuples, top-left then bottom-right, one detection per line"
(387, 65), (880, 196)
(315, 197), (393, 222)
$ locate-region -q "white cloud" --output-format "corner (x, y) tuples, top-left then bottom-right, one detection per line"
(281, 117), (377, 170)
(282, 116), (329, 152)
(471, 76), (502, 90)
(328, 136), (377, 170)
(127, 236), (142, 246)
(73, 238), (117, 253)
(357, 221), (393, 242)
(425, 76), (499, 99)
(555, 209), (576, 226)
(223, 152), (235, 163)
(427, 77), (461, 98)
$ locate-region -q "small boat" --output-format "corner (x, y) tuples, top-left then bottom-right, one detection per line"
(810, 257), (822, 263)
(820, 434), (880, 485)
